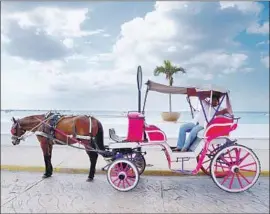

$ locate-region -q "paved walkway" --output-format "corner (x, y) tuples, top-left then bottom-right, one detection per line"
(1, 170), (269, 213)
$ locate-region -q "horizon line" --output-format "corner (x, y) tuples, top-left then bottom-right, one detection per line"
(1, 108), (269, 113)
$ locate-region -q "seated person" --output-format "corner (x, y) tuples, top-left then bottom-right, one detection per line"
(173, 94), (229, 152)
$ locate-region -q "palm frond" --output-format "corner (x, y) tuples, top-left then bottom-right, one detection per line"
(154, 66), (165, 76)
(153, 60), (187, 83)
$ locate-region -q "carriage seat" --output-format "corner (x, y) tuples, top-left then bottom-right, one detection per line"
(196, 115), (238, 141)
(109, 128), (125, 142)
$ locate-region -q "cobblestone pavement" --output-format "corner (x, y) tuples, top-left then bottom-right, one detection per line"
(1, 170), (269, 213)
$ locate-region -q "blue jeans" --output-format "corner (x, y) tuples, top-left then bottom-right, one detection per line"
(176, 122), (204, 150)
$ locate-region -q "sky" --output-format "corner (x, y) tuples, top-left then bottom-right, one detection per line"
(1, 1), (269, 112)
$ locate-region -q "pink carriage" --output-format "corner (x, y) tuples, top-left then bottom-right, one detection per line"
(105, 66), (261, 193)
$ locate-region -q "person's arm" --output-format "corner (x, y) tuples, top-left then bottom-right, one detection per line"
(216, 108), (229, 116)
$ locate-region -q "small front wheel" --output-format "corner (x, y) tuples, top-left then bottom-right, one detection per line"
(107, 158), (140, 192)
(210, 144), (261, 193)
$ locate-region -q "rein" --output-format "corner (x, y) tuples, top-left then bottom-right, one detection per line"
(13, 114), (55, 141)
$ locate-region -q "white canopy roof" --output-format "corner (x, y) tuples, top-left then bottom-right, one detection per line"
(145, 80), (229, 96)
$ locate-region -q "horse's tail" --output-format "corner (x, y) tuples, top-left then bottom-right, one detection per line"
(95, 120), (105, 151)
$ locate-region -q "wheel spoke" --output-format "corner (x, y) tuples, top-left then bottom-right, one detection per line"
(110, 172), (118, 177)
(227, 149), (233, 162)
(114, 165), (121, 173)
(125, 178), (131, 186)
(238, 171), (251, 184)
(214, 163), (229, 170)
(240, 162), (256, 168)
(216, 170), (230, 177)
(127, 177), (135, 182)
(219, 155), (231, 166)
(239, 152), (250, 165)
(228, 173), (235, 189)
(119, 162), (123, 171)
(117, 179), (122, 188)
(202, 159), (211, 165)
(236, 173), (244, 189)
(123, 162), (129, 171)
(205, 165), (210, 172)
(112, 177), (120, 184)
(221, 172), (232, 185)
(235, 148), (241, 162)
(239, 169), (256, 173)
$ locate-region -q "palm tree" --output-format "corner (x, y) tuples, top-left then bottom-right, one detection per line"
(154, 60), (186, 112)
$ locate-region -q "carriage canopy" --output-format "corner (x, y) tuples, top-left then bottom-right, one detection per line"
(145, 80), (229, 97)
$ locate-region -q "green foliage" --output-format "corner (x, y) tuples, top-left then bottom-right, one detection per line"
(153, 60), (186, 112)
(153, 60), (186, 86)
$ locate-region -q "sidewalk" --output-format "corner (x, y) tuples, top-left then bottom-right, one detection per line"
(1, 143), (269, 176)
(2, 171), (269, 213)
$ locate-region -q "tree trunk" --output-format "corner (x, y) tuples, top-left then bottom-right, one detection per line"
(169, 77), (172, 112)
(169, 93), (172, 112)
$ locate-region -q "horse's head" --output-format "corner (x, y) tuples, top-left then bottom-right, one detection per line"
(10, 117), (26, 145)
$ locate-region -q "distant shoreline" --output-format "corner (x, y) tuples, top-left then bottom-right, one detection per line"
(1, 109), (269, 114)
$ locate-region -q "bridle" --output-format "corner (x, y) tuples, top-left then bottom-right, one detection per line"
(11, 118), (26, 145)
(10, 114), (55, 145)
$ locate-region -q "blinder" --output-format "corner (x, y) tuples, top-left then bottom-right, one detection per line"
(10, 117), (26, 139)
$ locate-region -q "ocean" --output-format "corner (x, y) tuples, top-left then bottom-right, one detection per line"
(1, 110), (269, 147)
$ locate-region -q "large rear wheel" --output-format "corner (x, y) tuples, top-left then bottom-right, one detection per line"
(210, 144), (261, 193)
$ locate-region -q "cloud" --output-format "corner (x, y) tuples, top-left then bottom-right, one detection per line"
(63, 38), (74, 49)
(3, 21), (71, 61)
(182, 51), (249, 75)
(1, 6), (105, 61)
(219, 1), (263, 14)
(109, 1), (258, 80)
(219, 2), (268, 36)
(3, 7), (104, 38)
(256, 40), (270, 46)
(1, 1), (268, 110)
(102, 34), (111, 37)
(246, 22), (269, 35)
(261, 55), (269, 68)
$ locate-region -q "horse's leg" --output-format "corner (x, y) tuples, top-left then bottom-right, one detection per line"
(86, 148), (98, 182)
(86, 120), (105, 182)
(38, 136), (53, 178)
(45, 143), (53, 177)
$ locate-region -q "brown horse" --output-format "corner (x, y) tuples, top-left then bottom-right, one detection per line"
(10, 112), (107, 182)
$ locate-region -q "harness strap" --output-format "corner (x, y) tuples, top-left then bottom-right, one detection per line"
(72, 117), (77, 138)
(89, 116), (92, 137)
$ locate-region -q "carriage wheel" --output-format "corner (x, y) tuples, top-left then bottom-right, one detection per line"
(196, 143), (226, 177)
(123, 152), (146, 175)
(210, 144), (261, 193)
(107, 158), (140, 192)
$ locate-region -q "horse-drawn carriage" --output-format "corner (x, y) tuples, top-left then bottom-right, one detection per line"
(10, 66), (261, 193)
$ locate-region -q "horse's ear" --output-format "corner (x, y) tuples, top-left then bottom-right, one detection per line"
(12, 117), (16, 123)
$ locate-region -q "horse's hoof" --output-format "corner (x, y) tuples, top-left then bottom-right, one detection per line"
(86, 177), (93, 182)
(42, 174), (52, 179)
